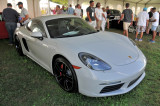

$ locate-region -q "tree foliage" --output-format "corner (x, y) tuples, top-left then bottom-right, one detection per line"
(50, 0), (68, 6)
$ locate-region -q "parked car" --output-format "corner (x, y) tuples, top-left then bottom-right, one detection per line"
(14, 15), (147, 97)
(109, 9), (121, 21)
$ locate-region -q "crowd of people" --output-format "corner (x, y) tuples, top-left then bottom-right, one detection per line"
(51, 1), (112, 32)
(135, 7), (160, 43)
(53, 1), (160, 43)
(2, 0), (160, 45)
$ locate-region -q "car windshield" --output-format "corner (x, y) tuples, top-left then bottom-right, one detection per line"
(110, 10), (121, 15)
(46, 17), (97, 38)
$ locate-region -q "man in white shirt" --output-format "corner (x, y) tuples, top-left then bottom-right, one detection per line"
(95, 2), (104, 31)
(17, 2), (29, 25)
(74, 4), (82, 18)
(150, 7), (159, 43)
(135, 8), (149, 42)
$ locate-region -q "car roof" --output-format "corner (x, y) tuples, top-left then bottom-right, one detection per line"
(34, 14), (78, 22)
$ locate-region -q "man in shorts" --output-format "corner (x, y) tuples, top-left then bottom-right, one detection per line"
(118, 3), (133, 37)
(135, 8), (149, 42)
(150, 8), (159, 43)
(86, 0), (96, 28)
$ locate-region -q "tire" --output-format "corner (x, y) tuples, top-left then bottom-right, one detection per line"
(15, 36), (24, 56)
(53, 57), (78, 93)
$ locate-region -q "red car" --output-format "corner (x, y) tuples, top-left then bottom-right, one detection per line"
(0, 12), (9, 39)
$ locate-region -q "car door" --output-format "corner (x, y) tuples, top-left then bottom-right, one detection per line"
(25, 19), (52, 70)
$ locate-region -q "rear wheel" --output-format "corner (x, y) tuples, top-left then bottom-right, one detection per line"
(53, 57), (78, 93)
(15, 36), (24, 56)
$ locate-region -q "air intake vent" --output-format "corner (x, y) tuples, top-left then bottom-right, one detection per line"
(100, 83), (124, 93)
(128, 74), (142, 88)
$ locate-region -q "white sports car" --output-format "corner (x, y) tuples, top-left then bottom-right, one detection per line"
(14, 15), (147, 97)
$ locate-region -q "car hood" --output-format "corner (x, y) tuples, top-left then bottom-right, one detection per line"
(56, 31), (139, 66)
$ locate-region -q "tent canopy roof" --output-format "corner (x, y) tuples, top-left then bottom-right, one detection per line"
(115, 0), (160, 5)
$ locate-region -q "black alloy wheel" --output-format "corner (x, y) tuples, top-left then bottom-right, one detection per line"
(53, 57), (78, 93)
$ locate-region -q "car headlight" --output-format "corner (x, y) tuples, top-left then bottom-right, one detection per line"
(129, 38), (136, 46)
(78, 52), (111, 71)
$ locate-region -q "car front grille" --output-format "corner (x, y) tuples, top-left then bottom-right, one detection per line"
(100, 83), (124, 93)
(128, 74), (143, 88)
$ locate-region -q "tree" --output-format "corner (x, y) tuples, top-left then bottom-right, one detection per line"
(50, 0), (68, 6)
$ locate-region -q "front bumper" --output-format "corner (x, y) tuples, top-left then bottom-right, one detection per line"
(75, 57), (146, 97)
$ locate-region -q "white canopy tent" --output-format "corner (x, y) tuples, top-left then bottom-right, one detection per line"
(68, 0), (160, 15)
(0, 0), (160, 18)
(0, 0), (45, 18)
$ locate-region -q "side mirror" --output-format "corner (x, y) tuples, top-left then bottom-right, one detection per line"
(31, 32), (43, 40)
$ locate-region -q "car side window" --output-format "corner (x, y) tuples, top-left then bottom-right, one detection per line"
(27, 20), (47, 37)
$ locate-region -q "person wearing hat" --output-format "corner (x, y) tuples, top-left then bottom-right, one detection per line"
(17, 2), (29, 25)
(135, 7), (149, 42)
(2, 3), (19, 45)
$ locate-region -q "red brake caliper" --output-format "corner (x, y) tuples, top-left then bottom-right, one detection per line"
(60, 64), (63, 76)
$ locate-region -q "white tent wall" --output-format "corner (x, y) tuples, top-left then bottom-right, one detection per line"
(146, 4), (160, 11)
(0, 0), (41, 18)
(28, 0), (41, 18)
(0, 0), (8, 12)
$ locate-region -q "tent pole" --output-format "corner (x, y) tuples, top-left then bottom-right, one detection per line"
(135, 3), (137, 15)
(33, 0), (36, 17)
(104, 0), (109, 7)
(48, 0), (51, 15)
(122, 0), (125, 10)
(145, 0), (152, 7)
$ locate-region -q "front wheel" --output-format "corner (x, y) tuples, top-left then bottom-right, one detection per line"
(15, 36), (24, 56)
(53, 57), (78, 93)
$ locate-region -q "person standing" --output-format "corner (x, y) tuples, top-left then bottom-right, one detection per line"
(95, 2), (104, 31)
(68, 4), (74, 15)
(56, 5), (62, 14)
(118, 3), (133, 37)
(156, 11), (160, 36)
(101, 7), (107, 31)
(135, 8), (149, 42)
(150, 7), (159, 43)
(146, 8), (153, 34)
(50, 7), (56, 15)
(17, 2), (29, 25)
(86, 0), (96, 28)
(2, 3), (19, 45)
(61, 5), (68, 14)
(74, 4), (82, 18)
(106, 6), (110, 29)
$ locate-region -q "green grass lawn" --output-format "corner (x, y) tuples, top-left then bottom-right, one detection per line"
(0, 29), (160, 106)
